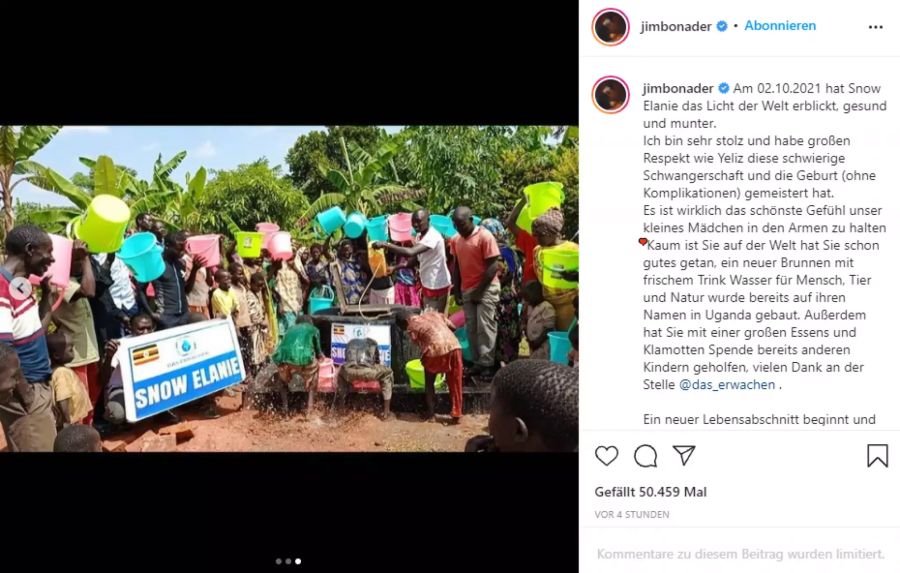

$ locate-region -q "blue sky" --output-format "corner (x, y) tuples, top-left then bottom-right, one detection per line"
(18, 126), (403, 207)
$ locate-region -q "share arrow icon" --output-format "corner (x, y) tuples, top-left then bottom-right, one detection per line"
(673, 445), (696, 466)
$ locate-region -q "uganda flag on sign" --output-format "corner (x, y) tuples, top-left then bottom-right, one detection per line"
(132, 344), (160, 366)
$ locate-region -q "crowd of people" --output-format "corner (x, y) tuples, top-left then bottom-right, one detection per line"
(0, 200), (579, 453)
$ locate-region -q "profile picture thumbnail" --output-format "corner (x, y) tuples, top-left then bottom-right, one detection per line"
(593, 9), (629, 46)
(592, 76), (629, 113)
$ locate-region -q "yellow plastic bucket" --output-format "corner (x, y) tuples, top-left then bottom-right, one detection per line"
(406, 359), (446, 390)
(74, 195), (131, 253)
(515, 205), (534, 234)
(525, 182), (565, 221)
(541, 248), (578, 289)
(367, 243), (390, 278)
(235, 231), (264, 259)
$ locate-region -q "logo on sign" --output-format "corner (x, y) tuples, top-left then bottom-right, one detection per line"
(176, 337), (196, 356)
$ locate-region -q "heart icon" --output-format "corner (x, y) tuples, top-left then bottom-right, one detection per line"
(595, 445), (619, 466)
(638, 238), (648, 246)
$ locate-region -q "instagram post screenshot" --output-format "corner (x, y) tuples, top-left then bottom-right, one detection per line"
(0, 6), (579, 571)
(582, 1), (898, 572)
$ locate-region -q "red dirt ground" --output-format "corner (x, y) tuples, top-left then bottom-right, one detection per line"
(0, 393), (489, 453)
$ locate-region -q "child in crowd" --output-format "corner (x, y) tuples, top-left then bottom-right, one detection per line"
(464, 360), (578, 453)
(211, 269), (239, 321)
(184, 251), (214, 319)
(271, 255), (306, 338)
(390, 244), (420, 307)
(305, 241), (333, 295)
(53, 424), (103, 452)
(522, 281), (556, 360)
(246, 272), (275, 376)
(228, 263), (255, 369)
(47, 333), (93, 430)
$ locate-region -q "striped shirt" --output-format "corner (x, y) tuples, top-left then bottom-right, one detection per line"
(0, 268), (52, 382)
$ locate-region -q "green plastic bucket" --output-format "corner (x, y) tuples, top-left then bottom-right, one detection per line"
(235, 231), (264, 259)
(406, 359), (447, 391)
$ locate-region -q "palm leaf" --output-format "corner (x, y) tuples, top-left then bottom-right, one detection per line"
(115, 170), (128, 196)
(188, 167), (206, 198)
(78, 156), (97, 170)
(347, 140), (373, 166)
(0, 126), (17, 166)
(13, 159), (49, 177)
(297, 193), (346, 226)
(93, 155), (120, 197)
(324, 169), (351, 193)
(155, 151), (187, 180)
(221, 213), (242, 236)
(40, 169), (93, 209)
(15, 126), (61, 161)
(129, 189), (174, 214)
(360, 140), (401, 184)
(153, 171), (171, 195)
(118, 172), (142, 197)
(29, 207), (81, 229)
(371, 185), (425, 207)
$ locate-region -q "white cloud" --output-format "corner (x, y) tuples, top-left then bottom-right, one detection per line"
(141, 142), (161, 151)
(194, 140), (217, 158)
(60, 126), (110, 134)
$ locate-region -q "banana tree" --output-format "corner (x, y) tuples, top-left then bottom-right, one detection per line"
(30, 151), (191, 234)
(0, 125), (62, 238)
(151, 167), (210, 232)
(103, 151), (187, 212)
(297, 134), (424, 227)
(26, 155), (133, 235)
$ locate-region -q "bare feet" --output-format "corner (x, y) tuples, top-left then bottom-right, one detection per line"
(381, 412), (397, 422)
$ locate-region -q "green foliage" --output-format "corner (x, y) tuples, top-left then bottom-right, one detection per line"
(0, 125), (63, 238)
(199, 159), (309, 235)
(298, 133), (423, 225)
(12, 125), (580, 247)
(12, 200), (78, 235)
(394, 125), (576, 233)
(285, 125), (387, 201)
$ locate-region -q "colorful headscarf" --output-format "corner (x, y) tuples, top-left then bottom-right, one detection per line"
(479, 217), (508, 243)
(531, 208), (565, 239)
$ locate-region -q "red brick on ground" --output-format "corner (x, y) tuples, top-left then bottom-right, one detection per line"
(125, 430), (158, 453)
(158, 422), (197, 443)
(103, 439), (128, 452)
(141, 433), (177, 452)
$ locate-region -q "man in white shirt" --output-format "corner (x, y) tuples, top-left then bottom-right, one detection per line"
(372, 209), (452, 312)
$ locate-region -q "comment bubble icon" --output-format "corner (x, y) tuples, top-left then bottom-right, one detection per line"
(634, 444), (658, 468)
